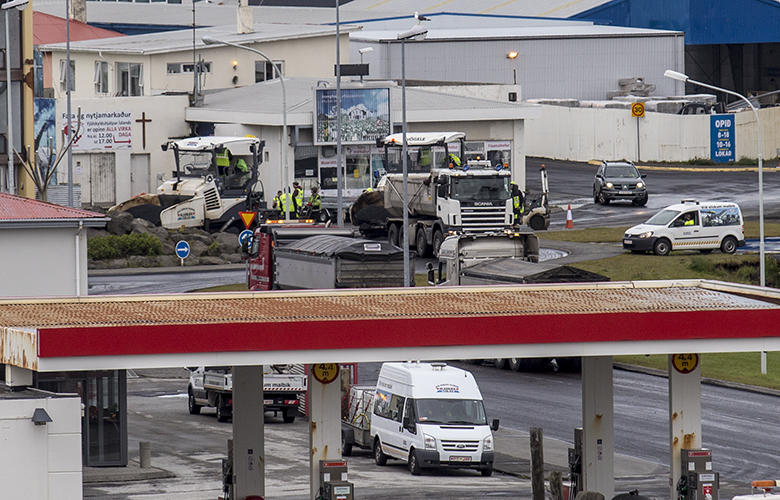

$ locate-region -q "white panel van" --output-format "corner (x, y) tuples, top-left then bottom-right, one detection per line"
(370, 362), (498, 476)
(622, 200), (745, 256)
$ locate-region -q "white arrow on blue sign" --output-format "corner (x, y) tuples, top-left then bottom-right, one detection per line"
(239, 230), (253, 248)
(175, 240), (191, 259)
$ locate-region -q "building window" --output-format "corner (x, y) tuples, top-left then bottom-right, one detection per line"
(167, 62), (212, 75)
(116, 62), (143, 96)
(59, 59), (75, 92)
(255, 60), (284, 83)
(94, 61), (109, 94)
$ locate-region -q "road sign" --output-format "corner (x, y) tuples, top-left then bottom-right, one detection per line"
(239, 211), (257, 229)
(672, 353), (699, 374)
(239, 230), (253, 248)
(631, 102), (645, 118)
(312, 363), (340, 384)
(175, 240), (191, 260)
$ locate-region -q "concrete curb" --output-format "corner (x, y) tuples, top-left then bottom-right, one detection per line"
(83, 462), (175, 483)
(89, 263), (245, 277)
(614, 362), (780, 398)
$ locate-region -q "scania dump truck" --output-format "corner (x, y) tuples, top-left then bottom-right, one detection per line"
(352, 132), (549, 257)
(111, 136), (266, 232)
(427, 231), (608, 372)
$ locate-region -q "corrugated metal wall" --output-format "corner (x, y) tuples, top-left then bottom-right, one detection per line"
(373, 34), (682, 101)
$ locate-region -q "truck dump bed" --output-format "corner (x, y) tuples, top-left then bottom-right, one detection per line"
(274, 235), (410, 289)
(460, 258), (609, 285)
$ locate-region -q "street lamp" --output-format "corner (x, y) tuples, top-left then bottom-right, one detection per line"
(664, 69), (765, 286)
(397, 24), (428, 287)
(202, 35), (290, 220)
(358, 47), (373, 83)
(2, 0), (29, 194)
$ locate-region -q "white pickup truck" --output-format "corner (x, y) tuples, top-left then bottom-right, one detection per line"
(187, 365), (308, 423)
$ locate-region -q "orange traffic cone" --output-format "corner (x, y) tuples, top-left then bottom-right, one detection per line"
(565, 204), (574, 229)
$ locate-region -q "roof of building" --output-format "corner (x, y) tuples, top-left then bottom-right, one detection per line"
(187, 77), (541, 126)
(32, 11), (125, 45)
(0, 193), (109, 228)
(3, 279), (780, 372)
(38, 21), (362, 55)
(353, 24), (681, 42)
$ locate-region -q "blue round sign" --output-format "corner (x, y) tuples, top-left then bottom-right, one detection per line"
(175, 240), (190, 259)
(239, 230), (253, 247)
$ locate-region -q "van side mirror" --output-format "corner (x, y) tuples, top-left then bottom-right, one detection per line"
(491, 419), (500, 431)
(403, 416), (416, 434)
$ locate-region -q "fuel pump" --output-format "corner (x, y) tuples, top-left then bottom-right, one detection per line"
(679, 449), (718, 500)
(319, 460), (353, 500)
(567, 428), (583, 500)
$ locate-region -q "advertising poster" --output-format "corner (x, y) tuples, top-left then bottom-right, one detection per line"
(61, 110), (133, 150)
(34, 98), (57, 182)
(315, 87), (390, 145)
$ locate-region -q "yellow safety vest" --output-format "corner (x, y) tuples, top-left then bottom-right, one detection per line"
(216, 149), (230, 167)
(309, 193), (322, 210)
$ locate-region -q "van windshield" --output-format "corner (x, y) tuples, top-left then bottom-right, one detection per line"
(645, 209), (680, 226)
(415, 399), (487, 425)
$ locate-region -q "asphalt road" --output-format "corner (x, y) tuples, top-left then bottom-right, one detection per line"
(83, 362), (780, 500)
(525, 157), (780, 231)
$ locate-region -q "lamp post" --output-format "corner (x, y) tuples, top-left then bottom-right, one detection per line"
(664, 69), (765, 286)
(2, 0), (28, 194)
(358, 47), (373, 83)
(202, 36), (290, 220)
(397, 25), (428, 287)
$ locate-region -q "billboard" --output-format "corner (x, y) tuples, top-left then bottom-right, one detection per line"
(710, 114), (735, 163)
(314, 87), (390, 145)
(61, 110), (133, 150)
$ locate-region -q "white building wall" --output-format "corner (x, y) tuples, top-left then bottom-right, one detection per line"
(0, 226), (87, 298)
(526, 105), (780, 163)
(54, 94), (190, 207)
(0, 395), (82, 500)
(46, 33), (348, 99)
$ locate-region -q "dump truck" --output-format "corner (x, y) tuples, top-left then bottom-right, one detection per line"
(111, 136), (266, 232)
(244, 222), (412, 290)
(351, 132), (549, 257)
(427, 231), (608, 372)
(187, 365), (307, 423)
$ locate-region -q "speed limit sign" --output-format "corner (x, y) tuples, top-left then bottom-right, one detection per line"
(631, 102), (645, 118)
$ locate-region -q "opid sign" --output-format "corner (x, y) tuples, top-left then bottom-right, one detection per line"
(710, 115), (735, 163)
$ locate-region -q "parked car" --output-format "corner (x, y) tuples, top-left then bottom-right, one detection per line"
(593, 160), (648, 206)
(622, 199), (745, 256)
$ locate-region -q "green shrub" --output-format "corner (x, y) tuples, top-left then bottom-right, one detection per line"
(89, 233), (163, 260)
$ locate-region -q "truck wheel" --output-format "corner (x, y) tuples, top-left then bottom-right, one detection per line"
(653, 238), (671, 256)
(720, 236), (737, 254)
(415, 228), (430, 257)
(408, 449), (422, 475)
(508, 358), (522, 371)
(388, 224), (400, 247)
(529, 214), (546, 231)
(342, 432), (353, 457)
(282, 408), (296, 424)
(432, 229), (444, 258)
(494, 358), (507, 370)
(216, 395), (230, 423)
(374, 439), (387, 466)
(481, 467), (493, 477)
(188, 389), (201, 415)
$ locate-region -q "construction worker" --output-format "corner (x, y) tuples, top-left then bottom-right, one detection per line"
(216, 147), (232, 176)
(308, 186), (322, 212)
(511, 182), (524, 227)
(292, 181), (304, 217)
(447, 152), (462, 168)
(272, 190), (284, 210)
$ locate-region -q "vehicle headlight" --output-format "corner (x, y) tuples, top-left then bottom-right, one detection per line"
(483, 435), (494, 452)
(605, 182), (614, 188)
(636, 182), (644, 188)
(424, 433), (437, 450)
(639, 231), (653, 238)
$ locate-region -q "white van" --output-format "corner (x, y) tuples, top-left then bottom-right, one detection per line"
(370, 362), (498, 476)
(623, 199), (744, 256)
